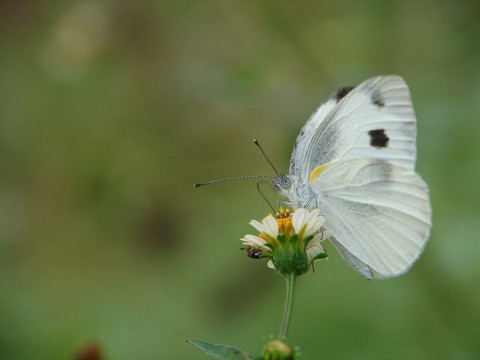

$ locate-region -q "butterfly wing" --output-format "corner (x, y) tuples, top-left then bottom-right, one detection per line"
(309, 158), (431, 279)
(289, 85), (355, 177)
(291, 75), (417, 183)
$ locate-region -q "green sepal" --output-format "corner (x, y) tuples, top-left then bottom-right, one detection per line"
(277, 233), (287, 247)
(303, 234), (315, 250)
(187, 339), (255, 360)
(263, 243), (275, 251)
(289, 234), (299, 249)
(311, 252), (329, 262)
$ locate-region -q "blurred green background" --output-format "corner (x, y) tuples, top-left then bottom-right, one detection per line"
(1, 1), (479, 359)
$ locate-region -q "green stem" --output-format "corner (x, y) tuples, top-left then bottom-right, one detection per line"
(278, 273), (296, 340)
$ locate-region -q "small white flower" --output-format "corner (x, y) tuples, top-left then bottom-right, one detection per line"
(240, 208), (333, 276)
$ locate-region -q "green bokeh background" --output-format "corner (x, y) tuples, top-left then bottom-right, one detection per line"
(1, 1), (479, 359)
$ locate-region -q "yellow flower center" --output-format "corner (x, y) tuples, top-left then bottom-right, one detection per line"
(274, 208), (294, 237)
(259, 208), (295, 248)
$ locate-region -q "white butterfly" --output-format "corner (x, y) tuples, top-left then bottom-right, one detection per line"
(273, 75), (431, 279)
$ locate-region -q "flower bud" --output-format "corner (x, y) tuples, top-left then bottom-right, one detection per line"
(262, 339), (294, 360)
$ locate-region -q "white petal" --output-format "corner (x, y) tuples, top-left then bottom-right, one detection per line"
(292, 208), (307, 234)
(250, 219), (266, 234)
(306, 229), (334, 262)
(305, 218), (325, 237)
(322, 229), (334, 239)
(303, 210), (324, 236)
(267, 260), (275, 269)
(306, 242), (326, 262)
(262, 215), (279, 238)
(241, 236), (272, 254)
(306, 229), (334, 249)
(242, 234), (267, 247)
(306, 233), (324, 249)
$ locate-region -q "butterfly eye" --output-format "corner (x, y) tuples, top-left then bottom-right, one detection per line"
(281, 177), (292, 189)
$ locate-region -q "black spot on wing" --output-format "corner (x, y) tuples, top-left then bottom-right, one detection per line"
(368, 129), (389, 148)
(371, 90), (385, 107)
(333, 86), (355, 102)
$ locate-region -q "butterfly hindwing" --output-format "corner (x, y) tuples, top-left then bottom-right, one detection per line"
(309, 158), (431, 278)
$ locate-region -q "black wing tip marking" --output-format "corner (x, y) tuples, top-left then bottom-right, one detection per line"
(368, 129), (389, 148)
(334, 86), (355, 102)
(371, 90), (385, 107)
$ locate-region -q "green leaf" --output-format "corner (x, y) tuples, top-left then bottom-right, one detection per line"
(187, 339), (255, 360)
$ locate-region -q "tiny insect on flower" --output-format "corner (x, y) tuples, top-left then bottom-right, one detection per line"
(241, 245), (263, 258)
(240, 208), (333, 277)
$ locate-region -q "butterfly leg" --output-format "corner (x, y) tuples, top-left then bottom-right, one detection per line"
(304, 194), (319, 209)
(277, 199), (293, 211)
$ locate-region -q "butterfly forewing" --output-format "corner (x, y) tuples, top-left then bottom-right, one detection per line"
(291, 76), (417, 183)
(289, 85), (355, 177)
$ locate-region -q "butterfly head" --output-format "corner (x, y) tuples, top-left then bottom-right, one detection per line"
(272, 174), (293, 197)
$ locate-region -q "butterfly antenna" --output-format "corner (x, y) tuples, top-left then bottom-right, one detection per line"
(257, 181), (276, 213)
(194, 175), (274, 188)
(253, 139), (280, 177)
